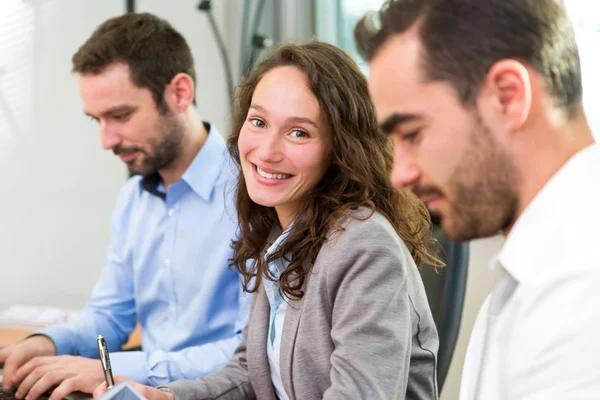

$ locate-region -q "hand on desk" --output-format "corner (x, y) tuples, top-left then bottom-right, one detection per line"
(0, 336), (56, 392)
(93, 377), (174, 400)
(0, 337), (105, 400)
(13, 355), (106, 400)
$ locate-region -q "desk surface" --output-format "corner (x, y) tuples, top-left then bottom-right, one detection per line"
(0, 325), (142, 350)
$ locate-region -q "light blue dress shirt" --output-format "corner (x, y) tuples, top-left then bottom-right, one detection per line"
(39, 123), (251, 386)
(263, 226), (292, 400)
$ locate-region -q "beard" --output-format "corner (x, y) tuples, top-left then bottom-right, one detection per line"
(114, 113), (185, 177)
(415, 116), (521, 242)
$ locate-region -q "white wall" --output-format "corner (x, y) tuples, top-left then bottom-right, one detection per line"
(565, 0), (600, 141)
(0, 0), (238, 309)
(136, 0), (234, 130)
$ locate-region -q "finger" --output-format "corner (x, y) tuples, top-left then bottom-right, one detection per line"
(92, 382), (107, 398)
(112, 376), (129, 384)
(93, 375), (131, 398)
(21, 370), (63, 400)
(15, 366), (57, 400)
(49, 377), (78, 400)
(126, 381), (155, 400)
(140, 386), (157, 400)
(2, 351), (29, 391)
(0, 347), (9, 365)
(13, 357), (47, 387)
(13, 358), (48, 397)
(1, 354), (15, 391)
(146, 387), (174, 400)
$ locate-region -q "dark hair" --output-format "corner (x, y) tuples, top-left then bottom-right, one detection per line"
(355, 0), (582, 116)
(228, 42), (440, 300)
(72, 12), (196, 113)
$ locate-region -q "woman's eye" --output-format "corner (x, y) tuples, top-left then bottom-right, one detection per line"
(250, 118), (266, 128)
(290, 129), (309, 138)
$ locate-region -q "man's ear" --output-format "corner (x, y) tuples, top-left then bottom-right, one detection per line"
(478, 59), (532, 133)
(165, 73), (195, 112)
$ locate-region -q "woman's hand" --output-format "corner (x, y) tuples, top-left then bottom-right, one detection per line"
(93, 376), (175, 400)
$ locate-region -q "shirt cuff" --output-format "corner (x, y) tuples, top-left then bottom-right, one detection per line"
(109, 351), (149, 385)
(35, 326), (75, 356)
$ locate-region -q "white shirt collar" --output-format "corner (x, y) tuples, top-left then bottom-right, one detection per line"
(496, 143), (599, 283)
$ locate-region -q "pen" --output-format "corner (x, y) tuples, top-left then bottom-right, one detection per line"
(97, 335), (115, 389)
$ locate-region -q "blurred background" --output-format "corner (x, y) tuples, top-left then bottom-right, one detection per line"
(0, 1), (597, 398)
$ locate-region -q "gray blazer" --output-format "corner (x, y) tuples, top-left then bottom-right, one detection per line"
(167, 209), (439, 399)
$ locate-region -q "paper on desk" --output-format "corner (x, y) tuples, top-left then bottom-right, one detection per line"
(0, 305), (79, 329)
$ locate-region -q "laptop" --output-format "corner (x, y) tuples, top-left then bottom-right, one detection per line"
(0, 369), (93, 400)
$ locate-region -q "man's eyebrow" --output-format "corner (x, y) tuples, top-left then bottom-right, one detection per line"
(84, 105), (136, 118)
(379, 113), (420, 135)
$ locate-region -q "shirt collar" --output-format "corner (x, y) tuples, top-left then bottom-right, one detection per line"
(139, 122), (227, 201)
(496, 143), (599, 283)
(265, 223), (294, 259)
(140, 172), (166, 200)
(264, 223), (294, 278)
(181, 122), (227, 201)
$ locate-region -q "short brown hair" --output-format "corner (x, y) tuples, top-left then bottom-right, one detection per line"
(72, 12), (196, 112)
(228, 42), (439, 300)
(355, 0), (582, 117)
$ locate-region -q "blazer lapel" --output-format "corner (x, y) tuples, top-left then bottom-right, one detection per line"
(279, 265), (312, 400)
(247, 287), (277, 400)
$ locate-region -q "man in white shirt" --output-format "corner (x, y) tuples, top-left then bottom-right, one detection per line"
(356, 0), (600, 398)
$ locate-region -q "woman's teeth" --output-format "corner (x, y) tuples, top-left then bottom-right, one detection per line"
(257, 166), (290, 180)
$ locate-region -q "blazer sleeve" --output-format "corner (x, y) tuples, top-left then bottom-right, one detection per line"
(164, 293), (257, 400)
(322, 216), (418, 399)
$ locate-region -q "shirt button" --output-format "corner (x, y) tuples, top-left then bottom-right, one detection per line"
(168, 208), (175, 217)
(164, 259), (171, 266)
(169, 305), (176, 313)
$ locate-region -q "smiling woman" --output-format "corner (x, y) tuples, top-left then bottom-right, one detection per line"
(228, 42), (440, 303)
(237, 65), (332, 230)
(94, 41), (442, 400)
(224, 40), (441, 400)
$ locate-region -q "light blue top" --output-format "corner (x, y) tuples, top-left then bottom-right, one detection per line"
(263, 226), (292, 400)
(39, 123), (251, 386)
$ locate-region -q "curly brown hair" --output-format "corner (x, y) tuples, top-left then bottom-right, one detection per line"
(228, 42), (439, 300)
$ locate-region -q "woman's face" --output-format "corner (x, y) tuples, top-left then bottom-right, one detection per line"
(238, 66), (333, 229)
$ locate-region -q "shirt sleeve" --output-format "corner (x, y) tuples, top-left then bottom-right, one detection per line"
(37, 180), (138, 358)
(109, 287), (252, 386)
(37, 177), (252, 386)
(163, 292), (257, 400)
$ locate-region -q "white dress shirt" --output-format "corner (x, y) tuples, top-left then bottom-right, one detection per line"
(263, 226), (292, 400)
(460, 144), (600, 400)
(267, 299), (288, 400)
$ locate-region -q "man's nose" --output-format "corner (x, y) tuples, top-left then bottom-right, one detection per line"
(99, 122), (121, 151)
(390, 154), (421, 190)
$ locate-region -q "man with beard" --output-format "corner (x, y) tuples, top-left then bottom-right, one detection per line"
(357, 0), (600, 399)
(0, 13), (249, 400)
